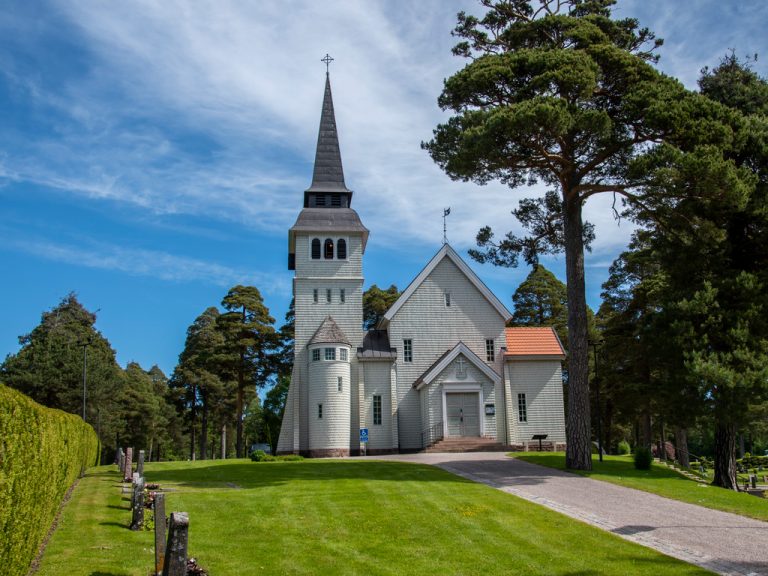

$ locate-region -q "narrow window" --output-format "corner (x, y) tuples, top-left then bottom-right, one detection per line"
(403, 339), (412, 363)
(324, 238), (334, 259)
(486, 339), (495, 362)
(373, 395), (382, 425)
(325, 347), (336, 361)
(518, 393), (527, 423)
(445, 292), (451, 307)
(312, 349), (320, 362)
(311, 238), (321, 259)
(331, 194), (341, 207)
(337, 376), (343, 392)
(318, 404), (323, 419)
(340, 288), (345, 303)
(337, 238), (347, 259)
(326, 288), (332, 303)
(339, 348), (348, 361)
(313, 289), (318, 303)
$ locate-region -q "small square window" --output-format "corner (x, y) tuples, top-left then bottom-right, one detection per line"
(340, 288), (345, 303)
(445, 292), (451, 307)
(313, 289), (318, 303)
(338, 376), (343, 392)
(373, 395), (382, 425)
(518, 393), (527, 423)
(312, 349), (320, 362)
(318, 404), (323, 419)
(326, 288), (332, 303)
(325, 348), (336, 361)
(486, 339), (495, 362)
(403, 339), (412, 363)
(339, 348), (348, 361)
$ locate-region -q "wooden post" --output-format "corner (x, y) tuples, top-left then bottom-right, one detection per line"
(138, 450), (145, 477)
(162, 512), (189, 576)
(154, 493), (167, 576)
(131, 475), (145, 530)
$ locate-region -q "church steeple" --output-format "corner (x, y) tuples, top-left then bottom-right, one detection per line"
(304, 71), (353, 208)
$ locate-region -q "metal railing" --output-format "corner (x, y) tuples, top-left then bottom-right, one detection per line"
(421, 421), (444, 449)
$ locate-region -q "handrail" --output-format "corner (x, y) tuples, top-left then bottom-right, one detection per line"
(421, 421), (444, 448)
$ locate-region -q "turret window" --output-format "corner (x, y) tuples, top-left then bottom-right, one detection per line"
(339, 348), (348, 361)
(318, 404), (323, 419)
(325, 347), (336, 361)
(337, 238), (347, 259)
(312, 349), (320, 361)
(324, 238), (334, 259)
(337, 376), (343, 392)
(311, 238), (321, 259)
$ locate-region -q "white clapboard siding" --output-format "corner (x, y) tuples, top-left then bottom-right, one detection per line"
(387, 257), (506, 449)
(308, 345), (352, 449)
(506, 360), (566, 443)
(362, 362), (395, 450)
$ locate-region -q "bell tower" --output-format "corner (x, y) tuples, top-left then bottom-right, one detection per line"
(278, 63), (368, 456)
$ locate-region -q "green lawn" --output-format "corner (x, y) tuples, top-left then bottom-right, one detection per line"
(36, 459), (712, 576)
(514, 452), (768, 522)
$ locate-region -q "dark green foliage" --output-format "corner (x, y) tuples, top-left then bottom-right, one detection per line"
(617, 440), (631, 455)
(0, 383), (99, 576)
(363, 284), (400, 330)
(634, 446), (653, 470)
(249, 450), (303, 463)
(250, 449), (269, 462)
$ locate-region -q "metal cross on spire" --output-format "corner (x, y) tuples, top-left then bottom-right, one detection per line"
(443, 207), (451, 244)
(321, 53), (334, 73)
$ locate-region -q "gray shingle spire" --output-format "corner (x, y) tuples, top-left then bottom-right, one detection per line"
(306, 73), (351, 194)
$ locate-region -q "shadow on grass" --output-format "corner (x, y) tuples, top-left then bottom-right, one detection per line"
(107, 504), (129, 510)
(98, 521), (131, 529)
(89, 572), (131, 576)
(142, 460), (483, 490)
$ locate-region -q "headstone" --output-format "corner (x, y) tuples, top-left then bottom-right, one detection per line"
(118, 448), (125, 473)
(123, 447), (134, 482)
(138, 450), (145, 477)
(750, 474), (757, 489)
(154, 493), (167, 576)
(130, 474), (145, 530)
(162, 512), (189, 576)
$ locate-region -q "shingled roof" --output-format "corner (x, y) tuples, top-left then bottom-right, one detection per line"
(357, 329), (397, 360)
(309, 316), (351, 346)
(504, 327), (565, 359)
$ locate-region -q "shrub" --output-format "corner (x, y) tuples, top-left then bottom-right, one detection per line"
(634, 446), (653, 470)
(250, 449), (273, 462)
(617, 440), (631, 455)
(0, 383), (99, 576)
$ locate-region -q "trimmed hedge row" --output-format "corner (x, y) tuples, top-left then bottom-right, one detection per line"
(0, 383), (99, 576)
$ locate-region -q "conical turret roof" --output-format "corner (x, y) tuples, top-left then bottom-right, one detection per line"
(306, 74), (351, 194)
(309, 316), (351, 346)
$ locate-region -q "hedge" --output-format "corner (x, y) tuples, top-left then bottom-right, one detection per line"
(0, 383), (99, 576)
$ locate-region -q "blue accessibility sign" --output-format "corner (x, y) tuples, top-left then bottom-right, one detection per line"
(359, 428), (369, 443)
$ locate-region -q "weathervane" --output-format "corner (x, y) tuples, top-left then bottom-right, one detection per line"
(321, 53), (334, 73)
(443, 207), (451, 244)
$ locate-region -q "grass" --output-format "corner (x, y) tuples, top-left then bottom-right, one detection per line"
(34, 459), (713, 576)
(514, 452), (768, 522)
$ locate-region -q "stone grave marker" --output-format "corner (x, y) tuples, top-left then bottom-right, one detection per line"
(118, 448), (125, 473)
(131, 474), (145, 530)
(162, 512), (189, 576)
(154, 493), (167, 576)
(123, 447), (134, 482)
(138, 449), (145, 477)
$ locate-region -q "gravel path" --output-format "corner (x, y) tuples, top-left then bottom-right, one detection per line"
(363, 452), (768, 576)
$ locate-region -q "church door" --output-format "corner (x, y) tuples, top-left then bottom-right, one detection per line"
(446, 393), (480, 437)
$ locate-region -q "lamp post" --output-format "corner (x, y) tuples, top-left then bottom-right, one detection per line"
(590, 338), (605, 462)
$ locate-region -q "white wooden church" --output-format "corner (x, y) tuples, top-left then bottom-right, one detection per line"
(277, 73), (566, 457)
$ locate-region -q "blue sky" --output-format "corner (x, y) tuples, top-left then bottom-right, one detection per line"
(2, 0), (766, 376)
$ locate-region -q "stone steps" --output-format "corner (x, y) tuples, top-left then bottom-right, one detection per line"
(425, 437), (507, 453)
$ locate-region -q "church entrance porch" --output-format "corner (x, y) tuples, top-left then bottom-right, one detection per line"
(444, 391), (481, 437)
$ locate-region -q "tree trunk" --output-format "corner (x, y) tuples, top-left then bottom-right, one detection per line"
(190, 384), (197, 461)
(641, 410), (652, 448)
(221, 424), (227, 459)
(200, 399), (209, 460)
(675, 427), (690, 468)
(562, 192), (591, 471)
(659, 419), (666, 461)
(604, 396), (614, 455)
(236, 307), (246, 458)
(712, 421), (738, 490)
(738, 433), (745, 459)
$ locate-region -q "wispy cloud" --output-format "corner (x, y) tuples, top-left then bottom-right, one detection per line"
(5, 237), (288, 292)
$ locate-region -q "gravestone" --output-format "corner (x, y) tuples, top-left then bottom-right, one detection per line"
(131, 474), (145, 530)
(118, 448), (125, 473)
(162, 512), (189, 576)
(154, 493), (167, 576)
(750, 474), (757, 489)
(123, 447), (134, 482)
(138, 450), (145, 477)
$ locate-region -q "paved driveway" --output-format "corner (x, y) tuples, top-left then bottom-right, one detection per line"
(363, 452), (768, 576)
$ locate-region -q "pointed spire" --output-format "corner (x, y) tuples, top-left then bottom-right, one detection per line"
(307, 73), (351, 194)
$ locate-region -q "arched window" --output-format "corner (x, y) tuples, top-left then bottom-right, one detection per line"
(311, 238), (320, 259)
(324, 238), (334, 259)
(337, 238), (347, 260)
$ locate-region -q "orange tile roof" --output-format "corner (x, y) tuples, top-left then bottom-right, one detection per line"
(504, 327), (565, 357)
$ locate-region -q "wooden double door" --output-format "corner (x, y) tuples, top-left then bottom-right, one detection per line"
(446, 392), (480, 437)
